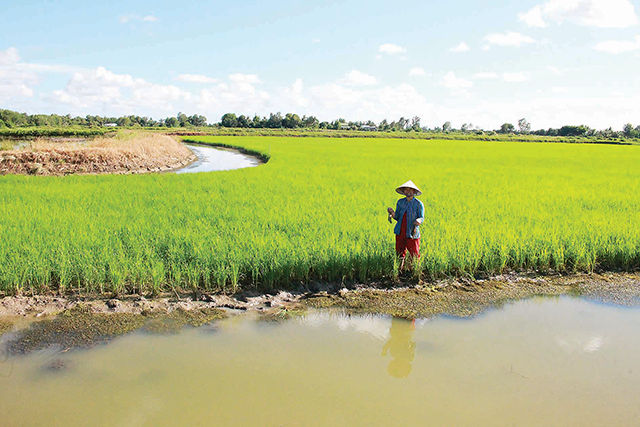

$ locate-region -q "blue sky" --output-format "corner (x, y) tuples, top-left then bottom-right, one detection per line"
(2, 0), (640, 129)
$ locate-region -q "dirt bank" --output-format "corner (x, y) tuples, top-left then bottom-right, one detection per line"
(1, 272), (638, 319)
(0, 133), (195, 176)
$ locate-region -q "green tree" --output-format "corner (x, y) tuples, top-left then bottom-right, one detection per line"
(282, 113), (302, 128)
(442, 121), (452, 132)
(221, 113), (238, 127)
(499, 123), (515, 134)
(518, 118), (531, 133)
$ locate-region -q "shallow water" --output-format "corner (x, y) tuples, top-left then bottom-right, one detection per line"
(1, 297), (640, 426)
(175, 144), (261, 174)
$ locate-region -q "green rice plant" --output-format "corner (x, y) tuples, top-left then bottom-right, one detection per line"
(0, 136), (639, 294)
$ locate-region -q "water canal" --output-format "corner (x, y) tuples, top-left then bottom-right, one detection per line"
(175, 143), (262, 174)
(1, 296), (639, 426)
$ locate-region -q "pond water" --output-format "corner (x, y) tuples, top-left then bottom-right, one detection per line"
(1, 297), (639, 426)
(175, 144), (262, 174)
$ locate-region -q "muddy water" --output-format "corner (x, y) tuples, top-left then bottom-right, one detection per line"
(1, 297), (640, 426)
(175, 144), (261, 174)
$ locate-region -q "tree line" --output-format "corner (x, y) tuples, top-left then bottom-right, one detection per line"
(0, 109), (206, 129)
(2, 108), (639, 139)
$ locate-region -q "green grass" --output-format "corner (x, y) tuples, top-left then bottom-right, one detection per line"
(0, 136), (639, 294)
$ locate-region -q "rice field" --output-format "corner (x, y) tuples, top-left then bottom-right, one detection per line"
(1, 136), (639, 294)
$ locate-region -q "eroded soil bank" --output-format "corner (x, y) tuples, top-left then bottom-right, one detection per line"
(1, 272), (639, 355)
(0, 133), (195, 175)
(1, 272), (638, 320)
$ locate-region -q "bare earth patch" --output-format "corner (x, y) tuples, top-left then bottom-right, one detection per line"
(0, 133), (195, 175)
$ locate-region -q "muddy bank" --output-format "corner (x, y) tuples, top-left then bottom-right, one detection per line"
(4, 305), (227, 355)
(1, 272), (639, 355)
(1, 272), (639, 320)
(0, 133), (195, 176)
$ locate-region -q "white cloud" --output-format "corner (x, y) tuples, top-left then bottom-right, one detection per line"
(341, 69), (378, 86)
(552, 86), (570, 93)
(119, 14), (159, 24)
(484, 32), (536, 47)
(229, 73), (261, 84)
(0, 47), (38, 101)
(474, 72), (499, 79)
(450, 42), (470, 53)
(502, 72), (529, 82)
(409, 67), (426, 76)
(45, 66), (190, 113)
(312, 38), (320, 44)
(379, 43), (406, 54)
(518, 6), (547, 27)
(519, 0), (638, 28)
(440, 72), (473, 89)
(282, 78), (308, 107)
(176, 74), (217, 84)
(595, 35), (640, 53)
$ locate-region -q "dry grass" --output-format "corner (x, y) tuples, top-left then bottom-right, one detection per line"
(0, 132), (194, 175)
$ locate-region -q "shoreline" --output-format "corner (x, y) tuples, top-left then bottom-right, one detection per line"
(1, 271), (638, 320)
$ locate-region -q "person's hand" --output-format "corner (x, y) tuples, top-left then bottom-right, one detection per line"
(387, 207), (394, 214)
(413, 220), (420, 227)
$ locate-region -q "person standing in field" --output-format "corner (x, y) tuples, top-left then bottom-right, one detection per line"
(387, 180), (424, 272)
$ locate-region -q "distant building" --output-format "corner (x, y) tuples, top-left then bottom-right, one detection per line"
(361, 125), (377, 131)
(339, 124), (350, 130)
(103, 123), (118, 127)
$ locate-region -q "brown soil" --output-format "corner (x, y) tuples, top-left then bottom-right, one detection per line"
(0, 133), (195, 176)
(1, 272), (638, 320)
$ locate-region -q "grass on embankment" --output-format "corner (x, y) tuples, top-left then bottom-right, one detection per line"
(0, 136), (639, 294)
(0, 132), (193, 175)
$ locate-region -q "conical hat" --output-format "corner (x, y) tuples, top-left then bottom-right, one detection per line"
(395, 180), (422, 196)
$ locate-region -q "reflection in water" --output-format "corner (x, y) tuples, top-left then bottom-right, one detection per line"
(382, 318), (416, 378)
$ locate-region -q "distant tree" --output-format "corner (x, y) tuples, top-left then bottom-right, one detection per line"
(221, 113), (238, 127)
(177, 112), (189, 127)
(302, 115), (319, 129)
(165, 117), (179, 127)
(266, 112), (283, 128)
(236, 115), (250, 128)
(410, 116), (421, 131)
(282, 113), (302, 129)
(518, 118), (531, 133)
(251, 115), (264, 128)
(116, 117), (132, 127)
(319, 121), (329, 129)
(461, 123), (470, 133)
(558, 125), (589, 137)
(188, 114), (207, 127)
(623, 123), (635, 138)
(499, 123), (515, 134)
(442, 121), (452, 132)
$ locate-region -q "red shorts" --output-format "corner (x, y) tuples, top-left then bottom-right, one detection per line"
(395, 234), (420, 258)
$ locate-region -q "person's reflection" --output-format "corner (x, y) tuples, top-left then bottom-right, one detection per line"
(381, 317), (416, 379)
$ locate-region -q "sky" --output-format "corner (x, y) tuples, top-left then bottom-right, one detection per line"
(2, 0), (640, 130)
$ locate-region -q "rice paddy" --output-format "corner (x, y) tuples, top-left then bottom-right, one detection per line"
(0, 136), (639, 294)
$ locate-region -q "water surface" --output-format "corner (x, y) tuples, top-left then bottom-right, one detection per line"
(175, 144), (261, 174)
(1, 297), (639, 426)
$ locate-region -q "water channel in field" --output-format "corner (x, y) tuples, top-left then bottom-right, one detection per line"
(1, 297), (639, 426)
(174, 143), (262, 174)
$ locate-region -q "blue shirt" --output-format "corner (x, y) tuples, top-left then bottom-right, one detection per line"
(393, 198), (425, 239)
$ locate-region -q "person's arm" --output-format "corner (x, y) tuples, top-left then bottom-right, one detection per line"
(387, 200), (401, 221)
(413, 201), (425, 226)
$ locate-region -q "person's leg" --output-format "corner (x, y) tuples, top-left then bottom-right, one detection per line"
(395, 234), (407, 272)
(406, 239), (420, 271)
(407, 238), (420, 258)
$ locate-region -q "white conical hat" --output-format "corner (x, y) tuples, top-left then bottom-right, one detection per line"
(396, 180), (422, 196)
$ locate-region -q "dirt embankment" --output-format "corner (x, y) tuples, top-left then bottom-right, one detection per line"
(1, 272), (639, 320)
(0, 133), (195, 176)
